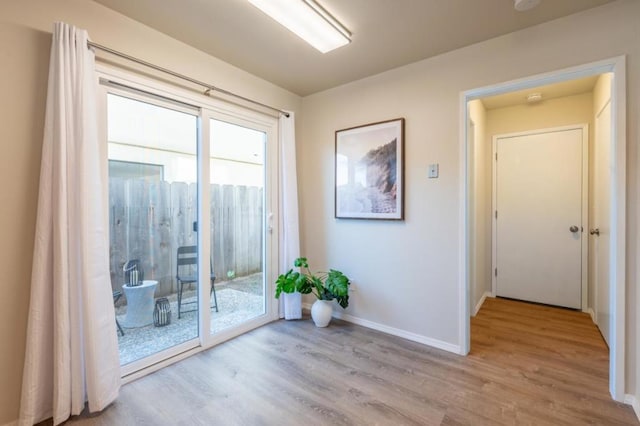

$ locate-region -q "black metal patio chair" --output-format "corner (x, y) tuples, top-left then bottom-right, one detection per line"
(176, 245), (218, 318)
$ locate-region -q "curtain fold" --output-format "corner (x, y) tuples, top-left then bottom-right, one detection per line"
(19, 22), (120, 426)
(278, 112), (302, 319)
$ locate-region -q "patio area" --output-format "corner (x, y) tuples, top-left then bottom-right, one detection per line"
(115, 273), (265, 365)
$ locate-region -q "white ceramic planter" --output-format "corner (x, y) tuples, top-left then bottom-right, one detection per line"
(283, 292), (302, 320)
(311, 300), (333, 327)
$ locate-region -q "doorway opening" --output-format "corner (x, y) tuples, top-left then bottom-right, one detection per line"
(459, 57), (626, 401)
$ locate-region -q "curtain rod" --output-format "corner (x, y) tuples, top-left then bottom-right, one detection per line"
(87, 41), (290, 118)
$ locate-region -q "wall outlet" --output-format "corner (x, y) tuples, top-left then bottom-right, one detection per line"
(428, 163), (439, 178)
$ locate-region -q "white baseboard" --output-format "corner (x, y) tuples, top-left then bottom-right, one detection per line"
(625, 394), (640, 421)
(303, 303), (460, 354)
(586, 307), (596, 323)
(472, 291), (492, 317)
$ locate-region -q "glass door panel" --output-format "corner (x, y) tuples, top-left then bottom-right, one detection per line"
(209, 118), (266, 335)
(107, 92), (200, 367)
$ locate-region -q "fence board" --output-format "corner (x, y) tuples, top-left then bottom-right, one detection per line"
(211, 184), (223, 279)
(236, 186), (248, 276)
(222, 185), (236, 280)
(109, 178), (126, 290)
(247, 186), (262, 274)
(110, 179), (262, 297)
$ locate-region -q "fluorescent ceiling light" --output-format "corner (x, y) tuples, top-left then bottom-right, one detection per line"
(248, 0), (351, 53)
(514, 0), (542, 12)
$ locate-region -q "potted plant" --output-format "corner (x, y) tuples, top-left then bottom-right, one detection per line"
(275, 257), (350, 327)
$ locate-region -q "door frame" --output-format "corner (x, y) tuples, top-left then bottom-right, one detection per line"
(491, 125), (589, 310)
(458, 56), (627, 401)
(593, 99), (612, 337)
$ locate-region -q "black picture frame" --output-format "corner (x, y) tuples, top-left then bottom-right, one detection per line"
(335, 118), (405, 220)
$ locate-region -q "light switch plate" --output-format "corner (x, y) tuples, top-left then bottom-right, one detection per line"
(428, 163), (439, 178)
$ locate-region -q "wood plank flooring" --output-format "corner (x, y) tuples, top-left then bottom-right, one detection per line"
(61, 297), (638, 425)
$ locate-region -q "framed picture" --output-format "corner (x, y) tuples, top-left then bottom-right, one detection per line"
(335, 118), (404, 220)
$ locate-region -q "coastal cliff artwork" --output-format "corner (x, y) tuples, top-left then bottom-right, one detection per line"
(335, 118), (404, 220)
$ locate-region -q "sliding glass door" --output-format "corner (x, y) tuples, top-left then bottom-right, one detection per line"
(107, 90), (201, 372)
(206, 117), (268, 337)
(101, 69), (278, 375)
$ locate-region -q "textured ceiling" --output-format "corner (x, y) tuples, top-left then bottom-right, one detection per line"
(92, 0), (616, 96)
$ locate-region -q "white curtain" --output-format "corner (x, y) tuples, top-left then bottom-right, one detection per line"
(19, 22), (120, 426)
(278, 112), (302, 319)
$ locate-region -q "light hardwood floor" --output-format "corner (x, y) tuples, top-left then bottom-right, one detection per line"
(60, 297), (637, 425)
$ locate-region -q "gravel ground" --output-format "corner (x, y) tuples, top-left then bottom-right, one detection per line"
(116, 273), (265, 365)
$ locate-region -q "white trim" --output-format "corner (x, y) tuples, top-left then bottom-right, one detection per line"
(198, 108), (212, 348)
(199, 109), (280, 350)
(624, 394), (640, 422)
(335, 312), (461, 354)
(580, 125), (590, 311)
(463, 57), (623, 101)
(460, 56), (627, 401)
(609, 56), (626, 403)
(473, 291), (492, 317)
(491, 136), (497, 297)
(459, 91), (471, 355)
(586, 307), (596, 323)
(122, 344), (206, 384)
(491, 124), (589, 310)
(303, 303), (461, 354)
(592, 97), (612, 335)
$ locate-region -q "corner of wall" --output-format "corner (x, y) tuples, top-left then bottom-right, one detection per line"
(472, 291), (492, 317)
(624, 394), (640, 422)
(302, 302), (462, 354)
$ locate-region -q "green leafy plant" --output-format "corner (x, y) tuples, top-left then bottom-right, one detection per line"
(275, 257), (351, 308)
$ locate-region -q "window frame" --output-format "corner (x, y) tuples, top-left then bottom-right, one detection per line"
(97, 63), (280, 379)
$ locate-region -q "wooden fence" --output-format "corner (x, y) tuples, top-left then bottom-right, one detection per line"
(110, 179), (263, 297)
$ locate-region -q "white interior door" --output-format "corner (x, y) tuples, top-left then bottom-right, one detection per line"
(494, 127), (585, 309)
(594, 102), (612, 346)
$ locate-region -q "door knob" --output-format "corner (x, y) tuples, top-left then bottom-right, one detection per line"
(590, 228), (600, 236)
(569, 225), (579, 233)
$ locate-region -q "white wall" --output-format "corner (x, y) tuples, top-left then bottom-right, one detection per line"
(485, 93), (594, 140)
(591, 73), (613, 318)
(0, 1), (301, 424)
(299, 0), (639, 401)
(468, 100), (490, 315)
